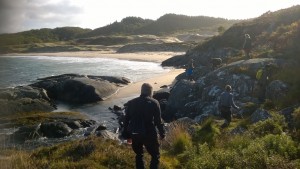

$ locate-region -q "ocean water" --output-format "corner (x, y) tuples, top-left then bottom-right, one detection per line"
(0, 55), (170, 131)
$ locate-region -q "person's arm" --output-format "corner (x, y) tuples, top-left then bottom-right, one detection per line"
(122, 102), (131, 139)
(153, 101), (165, 139)
(230, 94), (239, 109)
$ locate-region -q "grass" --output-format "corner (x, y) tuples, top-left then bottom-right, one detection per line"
(0, 111), (87, 128)
(1, 111), (300, 168)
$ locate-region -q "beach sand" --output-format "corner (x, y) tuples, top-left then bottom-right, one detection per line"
(2, 51), (185, 99)
(111, 68), (184, 99)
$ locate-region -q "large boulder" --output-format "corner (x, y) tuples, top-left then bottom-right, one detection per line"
(0, 86), (55, 115)
(39, 122), (73, 138)
(30, 74), (130, 104)
(10, 124), (41, 143)
(266, 80), (289, 103)
(164, 80), (196, 121)
(250, 109), (272, 124)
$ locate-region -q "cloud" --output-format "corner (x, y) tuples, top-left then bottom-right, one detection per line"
(0, 0), (83, 34)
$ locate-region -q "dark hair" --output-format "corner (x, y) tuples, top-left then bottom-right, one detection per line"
(141, 83), (153, 96)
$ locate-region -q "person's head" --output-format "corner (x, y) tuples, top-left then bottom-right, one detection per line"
(225, 85), (232, 92)
(245, 34), (251, 39)
(141, 83), (153, 97)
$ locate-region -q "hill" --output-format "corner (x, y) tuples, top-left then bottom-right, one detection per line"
(0, 14), (238, 53)
(0, 27), (91, 46)
(82, 14), (239, 37)
(162, 5), (300, 67)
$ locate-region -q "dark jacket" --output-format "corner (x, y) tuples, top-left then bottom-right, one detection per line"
(218, 91), (239, 109)
(123, 95), (165, 138)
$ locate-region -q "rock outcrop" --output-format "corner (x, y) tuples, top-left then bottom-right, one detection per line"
(0, 86), (55, 115)
(30, 74), (131, 104)
(164, 58), (288, 121)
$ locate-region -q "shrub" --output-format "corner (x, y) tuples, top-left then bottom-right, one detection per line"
(221, 134), (252, 151)
(241, 140), (268, 168)
(192, 118), (220, 146)
(161, 121), (193, 155)
(212, 149), (241, 168)
(181, 143), (219, 169)
(249, 112), (286, 137)
(169, 132), (192, 155)
(261, 134), (299, 160)
(249, 119), (283, 137)
(292, 107), (300, 129)
(262, 99), (276, 110)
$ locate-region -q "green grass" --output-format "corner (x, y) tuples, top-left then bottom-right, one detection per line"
(0, 111), (87, 128)
(1, 112), (300, 169)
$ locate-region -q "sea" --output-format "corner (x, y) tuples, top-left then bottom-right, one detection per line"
(0, 55), (170, 145)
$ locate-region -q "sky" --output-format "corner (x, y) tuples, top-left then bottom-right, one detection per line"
(0, 0), (299, 34)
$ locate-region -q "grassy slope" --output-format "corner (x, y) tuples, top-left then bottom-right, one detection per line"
(2, 108), (300, 168)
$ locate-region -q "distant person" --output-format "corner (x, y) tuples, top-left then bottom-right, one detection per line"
(243, 34), (252, 59)
(256, 64), (273, 102)
(218, 85), (239, 128)
(186, 59), (195, 81)
(123, 83), (165, 169)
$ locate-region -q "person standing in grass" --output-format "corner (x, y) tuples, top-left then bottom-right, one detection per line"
(123, 83), (165, 169)
(218, 85), (239, 128)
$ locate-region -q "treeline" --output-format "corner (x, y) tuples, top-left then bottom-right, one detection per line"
(81, 17), (154, 37)
(136, 14), (238, 35)
(0, 27), (91, 46)
(0, 14), (239, 46)
(83, 14), (239, 37)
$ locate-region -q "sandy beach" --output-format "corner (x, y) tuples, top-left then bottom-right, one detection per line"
(111, 68), (184, 99)
(2, 51), (185, 99)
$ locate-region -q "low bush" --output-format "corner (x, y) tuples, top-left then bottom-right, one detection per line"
(192, 118), (220, 146)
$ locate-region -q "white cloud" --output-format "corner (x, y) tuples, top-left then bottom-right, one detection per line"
(0, 0), (299, 34)
(0, 0), (83, 33)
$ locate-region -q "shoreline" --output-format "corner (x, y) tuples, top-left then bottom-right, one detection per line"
(1, 51), (185, 102)
(110, 68), (184, 100)
(0, 51), (184, 63)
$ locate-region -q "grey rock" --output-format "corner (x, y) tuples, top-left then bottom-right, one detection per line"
(10, 124), (41, 143)
(31, 74), (130, 104)
(39, 122), (73, 138)
(266, 80), (288, 102)
(250, 109), (272, 124)
(164, 58), (287, 122)
(97, 130), (120, 141)
(0, 86), (55, 115)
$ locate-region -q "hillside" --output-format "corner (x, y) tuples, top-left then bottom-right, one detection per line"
(162, 5), (300, 108)
(0, 14), (239, 54)
(82, 14), (239, 37)
(162, 5), (300, 67)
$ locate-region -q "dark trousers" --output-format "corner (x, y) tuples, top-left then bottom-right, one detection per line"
(220, 106), (232, 125)
(131, 134), (160, 169)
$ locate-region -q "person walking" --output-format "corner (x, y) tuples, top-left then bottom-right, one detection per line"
(243, 34), (252, 59)
(186, 59), (195, 81)
(218, 85), (239, 128)
(123, 83), (165, 169)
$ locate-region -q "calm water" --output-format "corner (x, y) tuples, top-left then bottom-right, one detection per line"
(0, 55), (170, 131)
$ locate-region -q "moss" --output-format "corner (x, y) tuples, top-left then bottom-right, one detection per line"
(0, 111), (87, 128)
